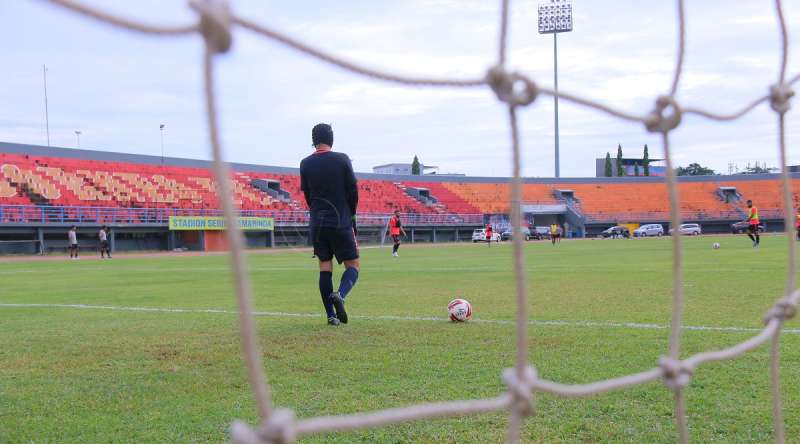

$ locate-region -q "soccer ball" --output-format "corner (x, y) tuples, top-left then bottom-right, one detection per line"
(448, 298), (473, 322)
(713, 242), (721, 249)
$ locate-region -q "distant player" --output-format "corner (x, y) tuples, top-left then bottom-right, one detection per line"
(98, 226), (111, 259)
(388, 210), (406, 257)
(796, 209), (800, 240)
(68, 226), (79, 259)
(745, 199), (760, 247)
(550, 223), (560, 245)
(485, 224), (493, 247)
(300, 123), (360, 326)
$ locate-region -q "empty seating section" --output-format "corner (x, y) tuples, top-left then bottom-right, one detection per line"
(678, 182), (743, 220)
(403, 181), (480, 214)
(522, 184), (562, 205)
(0, 153), (443, 214)
(442, 183), (512, 213)
(734, 179), (800, 218)
(0, 153), (283, 210)
(2, 152), (798, 220)
(568, 183), (671, 221)
(438, 183), (563, 214)
(359, 180), (433, 214)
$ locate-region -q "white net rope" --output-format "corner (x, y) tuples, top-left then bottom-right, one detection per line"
(39, 0), (799, 442)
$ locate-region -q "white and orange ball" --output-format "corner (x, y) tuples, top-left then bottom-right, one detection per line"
(448, 298), (473, 322)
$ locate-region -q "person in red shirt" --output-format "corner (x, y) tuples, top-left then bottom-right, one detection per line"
(745, 200), (760, 248)
(485, 224), (493, 247)
(387, 210), (406, 257)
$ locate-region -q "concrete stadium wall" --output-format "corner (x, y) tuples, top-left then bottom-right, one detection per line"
(584, 219), (789, 237)
(0, 223), (483, 255)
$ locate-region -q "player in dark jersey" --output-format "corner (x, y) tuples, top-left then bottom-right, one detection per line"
(98, 225), (111, 259)
(745, 200), (760, 248)
(300, 123), (360, 326)
(388, 210), (406, 257)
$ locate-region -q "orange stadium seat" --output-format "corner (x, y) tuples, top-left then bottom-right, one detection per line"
(1, 151), (799, 223)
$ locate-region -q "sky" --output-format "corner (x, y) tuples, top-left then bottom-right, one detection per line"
(1, 0), (799, 177)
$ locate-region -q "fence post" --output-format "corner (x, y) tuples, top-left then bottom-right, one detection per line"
(37, 228), (45, 255)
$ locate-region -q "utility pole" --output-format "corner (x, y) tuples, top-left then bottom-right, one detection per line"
(160, 124), (166, 164)
(43, 65), (50, 146)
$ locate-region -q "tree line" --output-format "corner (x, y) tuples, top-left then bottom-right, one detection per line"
(603, 145), (777, 176)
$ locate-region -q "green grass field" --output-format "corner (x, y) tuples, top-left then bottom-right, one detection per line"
(1, 235), (799, 443)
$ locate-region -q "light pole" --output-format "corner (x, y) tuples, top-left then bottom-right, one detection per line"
(43, 65), (50, 146)
(74, 130), (81, 148)
(159, 124), (165, 164)
(538, 0), (573, 178)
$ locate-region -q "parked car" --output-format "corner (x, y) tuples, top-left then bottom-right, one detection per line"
(601, 226), (630, 238)
(532, 226), (551, 240)
(633, 224), (664, 237)
(731, 221), (766, 234)
(669, 223), (702, 236)
(501, 227), (531, 241)
(472, 228), (501, 242)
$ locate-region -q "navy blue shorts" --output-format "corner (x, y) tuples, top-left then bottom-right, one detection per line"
(312, 226), (359, 263)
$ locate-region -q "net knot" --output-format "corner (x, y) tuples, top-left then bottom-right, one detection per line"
(769, 83), (794, 114)
(502, 366), (537, 417)
(658, 357), (694, 390)
(764, 297), (797, 324)
(259, 409), (297, 444)
(486, 66), (538, 107)
(231, 421), (261, 444)
(644, 95), (682, 133)
(230, 409), (297, 444)
(189, 0), (233, 54)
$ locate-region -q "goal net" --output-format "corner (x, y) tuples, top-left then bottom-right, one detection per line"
(38, 1), (799, 443)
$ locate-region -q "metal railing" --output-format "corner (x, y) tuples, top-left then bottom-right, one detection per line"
(0, 205), (483, 227)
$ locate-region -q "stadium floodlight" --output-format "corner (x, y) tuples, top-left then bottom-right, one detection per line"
(74, 130), (81, 148)
(538, 0), (573, 34)
(538, 0), (573, 178)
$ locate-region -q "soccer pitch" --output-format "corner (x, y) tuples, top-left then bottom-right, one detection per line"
(1, 236), (798, 443)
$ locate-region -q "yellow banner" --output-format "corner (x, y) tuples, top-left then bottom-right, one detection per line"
(168, 216), (274, 231)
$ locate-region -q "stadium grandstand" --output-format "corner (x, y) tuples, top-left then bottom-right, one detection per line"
(1, 141), (798, 255)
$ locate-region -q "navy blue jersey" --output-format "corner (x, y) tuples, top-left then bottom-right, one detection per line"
(300, 150), (358, 229)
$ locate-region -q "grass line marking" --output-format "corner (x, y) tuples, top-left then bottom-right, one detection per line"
(2, 303), (797, 335)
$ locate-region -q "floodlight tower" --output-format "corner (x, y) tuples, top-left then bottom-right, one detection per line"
(74, 130), (81, 148)
(538, 0), (573, 178)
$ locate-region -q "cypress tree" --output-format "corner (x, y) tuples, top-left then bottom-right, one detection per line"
(411, 155), (420, 175)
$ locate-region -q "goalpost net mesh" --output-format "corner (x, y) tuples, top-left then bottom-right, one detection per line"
(39, 0), (799, 442)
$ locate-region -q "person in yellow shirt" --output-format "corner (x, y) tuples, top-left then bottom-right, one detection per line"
(745, 200), (760, 248)
(550, 223), (560, 245)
